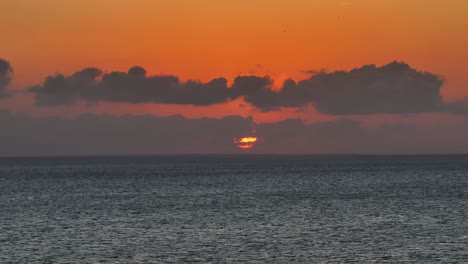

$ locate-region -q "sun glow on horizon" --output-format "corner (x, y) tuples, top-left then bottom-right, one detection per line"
(234, 136), (258, 150)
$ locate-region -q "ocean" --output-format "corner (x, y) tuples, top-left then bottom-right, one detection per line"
(1, 155), (467, 263)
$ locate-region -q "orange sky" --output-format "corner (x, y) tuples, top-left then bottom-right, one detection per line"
(1, 0), (468, 121)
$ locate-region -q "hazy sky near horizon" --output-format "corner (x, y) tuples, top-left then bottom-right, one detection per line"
(1, 0), (468, 155)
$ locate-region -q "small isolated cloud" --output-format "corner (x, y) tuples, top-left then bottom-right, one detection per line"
(301, 69), (328, 76)
(0, 58), (13, 98)
(339, 2), (353, 6)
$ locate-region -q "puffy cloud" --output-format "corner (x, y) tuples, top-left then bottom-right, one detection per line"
(0, 58), (13, 98)
(29, 66), (232, 106)
(307, 62), (444, 114)
(27, 61), (456, 116)
(230, 75), (282, 111)
(245, 62), (445, 114)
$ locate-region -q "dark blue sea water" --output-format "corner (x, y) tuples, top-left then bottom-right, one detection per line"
(1, 155), (467, 263)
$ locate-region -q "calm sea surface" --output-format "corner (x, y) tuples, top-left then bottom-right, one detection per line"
(0, 155), (467, 263)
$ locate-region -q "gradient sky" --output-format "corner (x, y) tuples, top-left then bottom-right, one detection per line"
(1, 0), (468, 155)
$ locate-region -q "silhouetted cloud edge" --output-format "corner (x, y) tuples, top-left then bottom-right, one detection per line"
(1, 57), (467, 115)
(0, 58), (13, 98)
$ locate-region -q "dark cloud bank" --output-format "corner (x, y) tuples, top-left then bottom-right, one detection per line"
(1, 58), (468, 155)
(25, 60), (468, 115)
(1, 110), (467, 156)
(0, 59), (13, 98)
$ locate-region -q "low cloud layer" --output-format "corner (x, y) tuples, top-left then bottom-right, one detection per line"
(0, 59), (13, 98)
(443, 97), (468, 114)
(0, 110), (253, 156)
(26, 61), (456, 115)
(0, 110), (467, 156)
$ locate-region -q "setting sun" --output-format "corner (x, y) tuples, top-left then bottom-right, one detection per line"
(234, 137), (258, 150)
